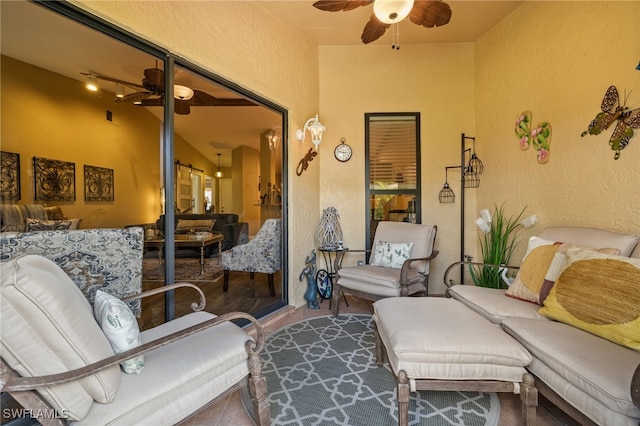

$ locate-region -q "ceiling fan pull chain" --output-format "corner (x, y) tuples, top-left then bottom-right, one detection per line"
(392, 23), (400, 50)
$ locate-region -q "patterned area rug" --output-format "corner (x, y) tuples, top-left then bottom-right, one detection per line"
(242, 314), (500, 426)
(142, 258), (222, 282)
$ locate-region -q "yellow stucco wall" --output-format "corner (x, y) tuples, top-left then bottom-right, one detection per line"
(475, 1), (640, 264)
(1, 55), (215, 228)
(319, 43), (476, 295)
(72, 0), (321, 306)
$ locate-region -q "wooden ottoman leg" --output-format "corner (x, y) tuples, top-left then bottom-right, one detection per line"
(397, 370), (410, 426)
(520, 373), (538, 426)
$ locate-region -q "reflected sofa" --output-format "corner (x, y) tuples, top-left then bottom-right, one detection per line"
(0, 204), (76, 232)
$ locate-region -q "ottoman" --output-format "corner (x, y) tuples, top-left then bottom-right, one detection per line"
(374, 297), (537, 426)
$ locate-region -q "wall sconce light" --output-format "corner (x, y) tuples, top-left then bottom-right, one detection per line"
(216, 153), (223, 178)
(296, 114), (326, 149)
(174, 85), (194, 101)
(267, 126), (281, 152)
(85, 74), (99, 92)
(373, 0), (413, 24)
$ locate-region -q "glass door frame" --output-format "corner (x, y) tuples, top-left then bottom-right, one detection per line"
(38, 0), (290, 321)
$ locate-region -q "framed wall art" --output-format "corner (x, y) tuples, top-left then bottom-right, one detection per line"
(84, 165), (114, 202)
(33, 156), (76, 201)
(1, 151), (21, 201)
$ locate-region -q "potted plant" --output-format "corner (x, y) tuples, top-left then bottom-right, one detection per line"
(469, 203), (538, 289)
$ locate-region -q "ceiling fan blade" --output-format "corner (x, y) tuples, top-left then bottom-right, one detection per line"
(142, 67), (164, 92)
(115, 91), (151, 104)
(313, 0), (372, 12)
(410, 0), (452, 28)
(140, 98), (164, 107)
(361, 15), (390, 44)
(190, 89), (256, 107)
(174, 99), (191, 115)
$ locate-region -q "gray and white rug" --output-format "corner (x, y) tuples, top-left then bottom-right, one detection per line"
(243, 314), (499, 426)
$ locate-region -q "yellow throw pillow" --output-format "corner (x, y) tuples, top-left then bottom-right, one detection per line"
(538, 247), (640, 350)
(506, 237), (561, 304)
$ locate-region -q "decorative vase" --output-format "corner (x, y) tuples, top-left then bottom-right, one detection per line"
(316, 207), (343, 247)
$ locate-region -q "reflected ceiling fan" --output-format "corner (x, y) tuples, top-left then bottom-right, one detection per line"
(82, 66), (255, 115)
(313, 0), (452, 44)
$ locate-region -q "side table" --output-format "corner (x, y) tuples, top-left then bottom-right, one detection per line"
(317, 245), (349, 309)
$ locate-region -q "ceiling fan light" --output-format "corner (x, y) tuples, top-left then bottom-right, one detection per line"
(85, 74), (99, 92)
(373, 0), (413, 24)
(174, 84), (194, 100)
(115, 83), (125, 98)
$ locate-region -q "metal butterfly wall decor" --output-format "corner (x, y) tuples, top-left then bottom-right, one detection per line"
(581, 85), (640, 160)
(515, 111), (552, 164)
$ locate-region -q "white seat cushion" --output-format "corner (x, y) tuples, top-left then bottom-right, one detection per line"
(448, 285), (547, 324)
(73, 311), (254, 426)
(1, 255), (120, 421)
(338, 264), (425, 297)
(374, 298), (531, 382)
(502, 317), (640, 423)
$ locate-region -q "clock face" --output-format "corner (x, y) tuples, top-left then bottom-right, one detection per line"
(334, 143), (352, 162)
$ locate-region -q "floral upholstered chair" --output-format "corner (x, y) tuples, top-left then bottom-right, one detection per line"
(221, 218), (281, 297)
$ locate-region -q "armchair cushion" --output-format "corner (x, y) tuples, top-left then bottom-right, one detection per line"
(370, 241), (414, 269)
(0, 255), (120, 420)
(75, 311), (256, 425)
(338, 265), (425, 297)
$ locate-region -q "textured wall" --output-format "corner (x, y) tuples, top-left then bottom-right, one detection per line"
(73, 0), (321, 307)
(319, 43), (476, 295)
(475, 1), (640, 263)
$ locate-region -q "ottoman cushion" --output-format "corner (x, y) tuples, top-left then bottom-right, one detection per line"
(374, 298), (532, 382)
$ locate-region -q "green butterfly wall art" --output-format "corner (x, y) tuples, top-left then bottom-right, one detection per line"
(581, 85), (640, 160)
(515, 112), (552, 164)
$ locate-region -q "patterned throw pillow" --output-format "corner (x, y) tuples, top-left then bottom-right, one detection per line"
(175, 219), (215, 234)
(370, 241), (414, 269)
(506, 237), (620, 305)
(506, 237), (560, 304)
(25, 218), (80, 231)
(538, 247), (640, 350)
(94, 290), (144, 374)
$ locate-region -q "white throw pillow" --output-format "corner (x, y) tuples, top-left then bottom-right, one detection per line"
(370, 241), (414, 269)
(94, 290), (144, 374)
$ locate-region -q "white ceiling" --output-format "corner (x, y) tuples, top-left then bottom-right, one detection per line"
(1, 0), (523, 165)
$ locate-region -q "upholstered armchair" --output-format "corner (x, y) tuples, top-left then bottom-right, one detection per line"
(221, 218), (281, 297)
(332, 221), (438, 316)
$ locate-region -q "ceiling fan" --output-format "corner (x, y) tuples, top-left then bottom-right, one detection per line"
(313, 0), (452, 44)
(82, 66), (255, 115)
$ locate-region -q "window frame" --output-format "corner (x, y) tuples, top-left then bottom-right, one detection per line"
(365, 112), (422, 250)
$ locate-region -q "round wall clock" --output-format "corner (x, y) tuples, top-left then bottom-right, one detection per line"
(334, 138), (352, 162)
